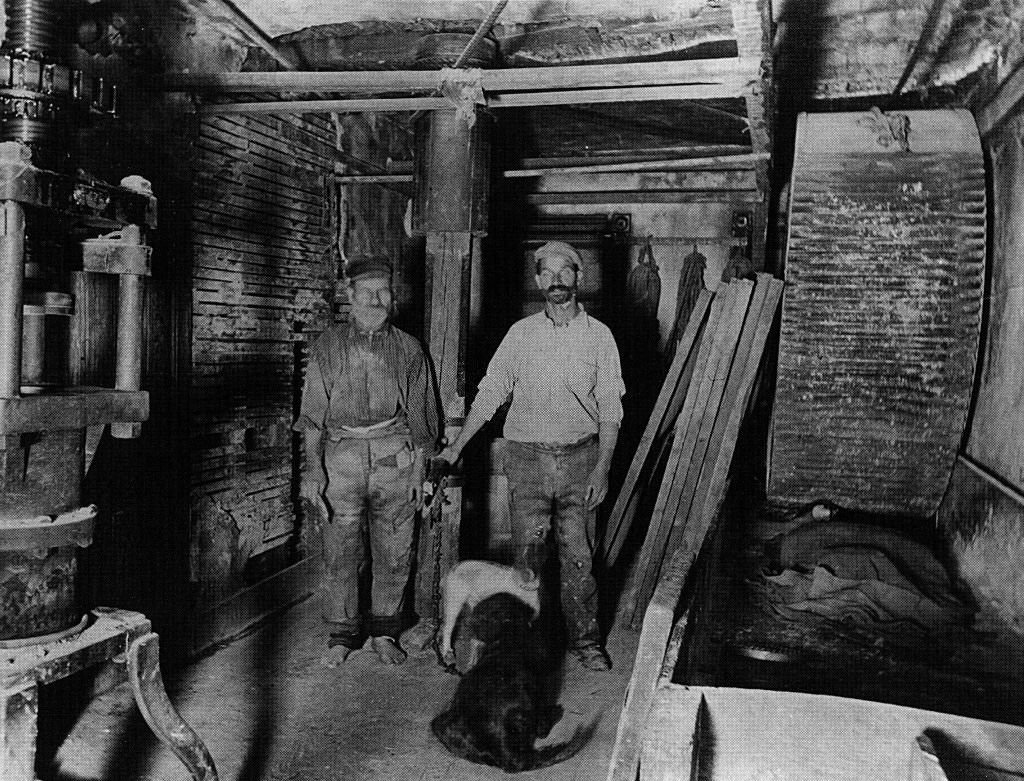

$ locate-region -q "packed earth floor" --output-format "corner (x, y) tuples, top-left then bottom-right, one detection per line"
(37, 594), (638, 781)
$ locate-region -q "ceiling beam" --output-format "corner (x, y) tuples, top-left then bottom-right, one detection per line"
(166, 57), (759, 96)
(197, 81), (753, 115)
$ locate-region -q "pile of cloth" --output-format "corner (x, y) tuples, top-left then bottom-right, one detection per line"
(759, 518), (973, 651)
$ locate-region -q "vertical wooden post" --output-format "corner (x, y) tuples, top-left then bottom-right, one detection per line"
(731, 0), (773, 267)
(0, 682), (37, 781)
(411, 105), (491, 632)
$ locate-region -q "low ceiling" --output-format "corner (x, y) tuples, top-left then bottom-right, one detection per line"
(228, 1), (707, 40)
(175, 0), (1024, 166)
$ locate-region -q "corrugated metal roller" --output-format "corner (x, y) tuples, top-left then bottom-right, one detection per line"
(769, 109), (985, 517)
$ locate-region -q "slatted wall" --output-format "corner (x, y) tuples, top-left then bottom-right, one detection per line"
(190, 112), (338, 604)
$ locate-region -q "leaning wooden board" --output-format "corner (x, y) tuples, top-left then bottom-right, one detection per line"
(769, 109), (986, 516)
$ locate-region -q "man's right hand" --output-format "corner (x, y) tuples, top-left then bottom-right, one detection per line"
(299, 475), (325, 503)
(437, 445), (461, 465)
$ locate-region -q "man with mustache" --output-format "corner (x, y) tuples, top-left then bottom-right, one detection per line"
(296, 255), (440, 667)
(440, 241), (624, 671)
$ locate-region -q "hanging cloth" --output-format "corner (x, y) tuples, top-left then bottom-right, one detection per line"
(669, 245), (707, 348)
(626, 237), (661, 321)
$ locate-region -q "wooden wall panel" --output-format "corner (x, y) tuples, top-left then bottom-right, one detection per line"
(190, 113), (336, 604)
(967, 114), (1024, 491)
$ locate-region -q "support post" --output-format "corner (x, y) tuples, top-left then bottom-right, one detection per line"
(410, 105), (491, 637)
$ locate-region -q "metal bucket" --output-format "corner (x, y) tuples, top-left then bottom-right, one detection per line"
(0, 505), (95, 642)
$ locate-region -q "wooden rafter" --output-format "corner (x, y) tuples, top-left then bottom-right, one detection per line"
(195, 83), (755, 115)
(165, 57), (759, 96)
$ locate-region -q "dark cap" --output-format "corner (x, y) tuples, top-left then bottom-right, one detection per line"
(345, 255), (392, 283)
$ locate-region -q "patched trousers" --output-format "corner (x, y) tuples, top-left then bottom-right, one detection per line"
(504, 437), (601, 648)
(321, 431), (416, 646)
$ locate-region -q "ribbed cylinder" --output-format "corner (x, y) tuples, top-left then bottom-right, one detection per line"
(0, 115), (51, 145)
(3, 0), (61, 55)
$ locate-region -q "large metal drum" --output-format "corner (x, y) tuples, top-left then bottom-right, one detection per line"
(768, 109), (986, 516)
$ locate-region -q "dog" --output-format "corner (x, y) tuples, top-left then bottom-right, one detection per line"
(431, 593), (591, 772)
(437, 559), (540, 670)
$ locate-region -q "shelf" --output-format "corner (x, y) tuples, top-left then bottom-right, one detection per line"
(0, 387), (149, 434)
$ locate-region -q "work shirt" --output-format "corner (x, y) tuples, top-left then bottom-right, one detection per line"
(294, 323), (440, 451)
(471, 306), (625, 445)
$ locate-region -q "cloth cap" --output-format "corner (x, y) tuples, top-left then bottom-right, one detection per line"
(345, 255), (393, 282)
(534, 241), (582, 269)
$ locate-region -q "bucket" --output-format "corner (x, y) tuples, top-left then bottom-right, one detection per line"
(0, 505), (95, 642)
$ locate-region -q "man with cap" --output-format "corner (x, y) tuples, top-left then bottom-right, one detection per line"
(296, 255), (440, 666)
(439, 240), (624, 671)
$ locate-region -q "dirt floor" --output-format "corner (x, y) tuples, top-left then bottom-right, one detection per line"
(39, 595), (639, 781)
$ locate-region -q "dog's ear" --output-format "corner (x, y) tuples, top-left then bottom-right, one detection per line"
(520, 568), (540, 590)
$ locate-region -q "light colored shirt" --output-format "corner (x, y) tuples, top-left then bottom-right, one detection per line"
(294, 323), (440, 450)
(472, 306), (625, 444)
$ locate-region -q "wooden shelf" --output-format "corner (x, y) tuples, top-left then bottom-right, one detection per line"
(0, 387), (149, 434)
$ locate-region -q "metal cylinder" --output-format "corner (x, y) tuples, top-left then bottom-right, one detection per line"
(0, 200), (25, 397)
(21, 290), (71, 390)
(3, 0), (61, 56)
(115, 273), (143, 391)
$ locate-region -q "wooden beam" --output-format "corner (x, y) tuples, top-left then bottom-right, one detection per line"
(333, 174), (413, 184)
(976, 59), (1024, 136)
(198, 96), (451, 115)
(505, 153), (767, 177)
(198, 81), (754, 115)
(526, 191), (762, 205)
(166, 57), (760, 95)
(731, 0), (773, 267)
(487, 83), (751, 107)
(518, 146), (753, 167)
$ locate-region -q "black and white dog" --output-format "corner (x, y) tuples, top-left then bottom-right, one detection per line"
(431, 592), (590, 772)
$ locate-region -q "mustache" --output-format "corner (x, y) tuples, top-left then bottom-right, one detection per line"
(546, 285), (571, 293)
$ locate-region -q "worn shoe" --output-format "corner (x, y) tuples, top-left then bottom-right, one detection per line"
(573, 643), (612, 671)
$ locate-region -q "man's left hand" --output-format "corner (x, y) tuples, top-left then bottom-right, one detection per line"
(585, 466), (610, 510)
(408, 458), (425, 510)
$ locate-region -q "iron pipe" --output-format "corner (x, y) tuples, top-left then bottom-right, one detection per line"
(115, 273), (142, 392)
(0, 199), (25, 397)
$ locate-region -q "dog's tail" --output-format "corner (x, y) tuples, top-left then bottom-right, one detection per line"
(525, 718), (599, 771)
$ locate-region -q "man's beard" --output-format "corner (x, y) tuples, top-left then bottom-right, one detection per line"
(352, 304), (390, 330)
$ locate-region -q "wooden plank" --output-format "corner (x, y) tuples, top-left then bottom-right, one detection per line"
(168, 57), (760, 94)
(663, 276), (774, 564)
(618, 290), (728, 628)
(191, 557), (317, 656)
(674, 277), (782, 594)
(532, 170), (758, 193)
(606, 547), (693, 781)
(641, 684), (1024, 781)
(602, 289), (713, 566)
(638, 280), (753, 621)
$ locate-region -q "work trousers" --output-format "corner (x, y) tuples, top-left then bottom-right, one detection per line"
(504, 437), (601, 648)
(321, 432), (416, 646)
